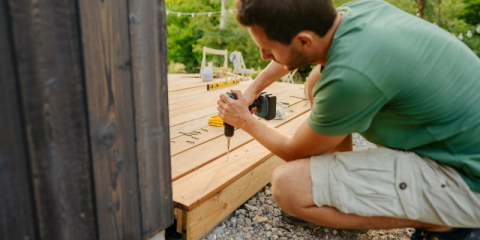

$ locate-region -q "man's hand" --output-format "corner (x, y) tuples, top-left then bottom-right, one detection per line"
(217, 89), (254, 128)
(241, 61), (291, 105)
(241, 88), (257, 107)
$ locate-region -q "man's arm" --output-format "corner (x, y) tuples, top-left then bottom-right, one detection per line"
(243, 61), (291, 104)
(218, 90), (347, 161)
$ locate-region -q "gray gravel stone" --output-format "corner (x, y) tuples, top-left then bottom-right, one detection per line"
(200, 134), (411, 240)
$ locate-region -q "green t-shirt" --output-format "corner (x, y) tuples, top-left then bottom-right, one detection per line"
(308, 0), (480, 192)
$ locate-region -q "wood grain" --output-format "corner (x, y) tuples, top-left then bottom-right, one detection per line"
(169, 87), (306, 154)
(173, 112), (309, 210)
(128, 0), (173, 237)
(0, 1), (36, 239)
(78, 0), (141, 239)
(182, 156), (285, 240)
(171, 98), (310, 181)
(7, 0), (97, 239)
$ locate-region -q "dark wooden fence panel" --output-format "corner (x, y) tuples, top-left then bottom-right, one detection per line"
(78, 0), (142, 239)
(7, 0), (97, 239)
(0, 1), (37, 239)
(129, 0), (174, 237)
(3, 0), (173, 238)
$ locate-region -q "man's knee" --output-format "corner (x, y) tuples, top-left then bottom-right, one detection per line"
(271, 164), (291, 202)
(271, 159), (312, 214)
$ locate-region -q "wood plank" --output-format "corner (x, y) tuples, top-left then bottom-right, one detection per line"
(168, 91), (306, 154)
(173, 112), (309, 210)
(168, 80), (284, 107)
(167, 73), (200, 80)
(169, 105), (219, 127)
(169, 81), (291, 112)
(0, 2), (37, 239)
(168, 83), (304, 127)
(168, 91), (305, 157)
(168, 89), (306, 140)
(168, 76), (237, 92)
(78, 0), (142, 238)
(168, 81), (251, 113)
(171, 99), (310, 180)
(7, 0), (97, 239)
(170, 90), (302, 142)
(167, 77), (248, 102)
(180, 156), (285, 240)
(128, 0), (173, 237)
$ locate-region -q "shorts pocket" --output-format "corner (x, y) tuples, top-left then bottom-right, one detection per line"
(333, 150), (400, 216)
(394, 152), (422, 220)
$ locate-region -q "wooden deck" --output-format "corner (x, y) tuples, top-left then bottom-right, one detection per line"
(169, 75), (310, 240)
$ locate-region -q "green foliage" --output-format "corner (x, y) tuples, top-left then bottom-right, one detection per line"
(166, 0), (266, 73)
(459, 0), (480, 24)
(166, 0), (479, 74)
(168, 61), (187, 73)
(414, 0), (480, 56)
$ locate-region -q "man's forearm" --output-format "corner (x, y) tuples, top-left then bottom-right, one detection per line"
(241, 114), (297, 161)
(244, 61), (291, 102)
(240, 112), (347, 162)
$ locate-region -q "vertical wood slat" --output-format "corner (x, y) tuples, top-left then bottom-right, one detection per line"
(129, 0), (174, 238)
(78, 0), (142, 239)
(7, 0), (98, 239)
(0, 1), (37, 239)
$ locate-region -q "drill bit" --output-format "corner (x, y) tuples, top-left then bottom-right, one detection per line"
(226, 137), (231, 159)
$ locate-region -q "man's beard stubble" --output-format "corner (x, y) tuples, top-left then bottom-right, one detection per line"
(284, 45), (314, 71)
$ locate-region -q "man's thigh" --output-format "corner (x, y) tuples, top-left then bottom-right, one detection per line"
(310, 147), (480, 228)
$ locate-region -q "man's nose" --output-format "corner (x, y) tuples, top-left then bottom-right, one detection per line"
(260, 49), (273, 61)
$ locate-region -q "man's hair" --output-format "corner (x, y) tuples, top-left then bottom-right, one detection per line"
(236, 0), (337, 45)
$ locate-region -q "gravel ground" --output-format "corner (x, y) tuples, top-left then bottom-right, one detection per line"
(200, 133), (414, 240)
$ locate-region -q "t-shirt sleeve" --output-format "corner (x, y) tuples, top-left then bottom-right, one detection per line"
(308, 67), (388, 135)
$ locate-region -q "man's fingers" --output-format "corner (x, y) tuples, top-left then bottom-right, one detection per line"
(217, 99), (226, 108)
(219, 93), (231, 103)
(231, 89), (244, 101)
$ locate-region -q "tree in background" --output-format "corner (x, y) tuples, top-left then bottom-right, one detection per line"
(166, 0), (480, 74)
(166, 0), (266, 74)
(459, 0), (480, 24)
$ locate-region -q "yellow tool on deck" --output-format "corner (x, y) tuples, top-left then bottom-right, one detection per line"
(208, 114), (224, 127)
(206, 80), (240, 90)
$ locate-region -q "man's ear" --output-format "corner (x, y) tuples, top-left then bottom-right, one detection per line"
(294, 31), (314, 49)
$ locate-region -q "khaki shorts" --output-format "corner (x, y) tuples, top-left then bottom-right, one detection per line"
(310, 147), (480, 227)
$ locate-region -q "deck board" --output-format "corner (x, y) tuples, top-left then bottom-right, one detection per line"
(172, 112), (308, 210)
(168, 75), (309, 239)
(169, 88), (307, 156)
(171, 99), (310, 181)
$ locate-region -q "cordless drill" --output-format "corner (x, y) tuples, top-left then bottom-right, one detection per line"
(224, 92), (277, 157)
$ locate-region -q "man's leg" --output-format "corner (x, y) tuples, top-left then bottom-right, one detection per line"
(271, 158), (451, 231)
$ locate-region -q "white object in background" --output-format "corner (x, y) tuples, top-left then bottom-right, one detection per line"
(148, 230), (165, 240)
(201, 66), (213, 82)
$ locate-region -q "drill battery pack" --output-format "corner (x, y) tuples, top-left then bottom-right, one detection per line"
(249, 92), (276, 120)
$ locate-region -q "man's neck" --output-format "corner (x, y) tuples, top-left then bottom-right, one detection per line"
(313, 13), (343, 65)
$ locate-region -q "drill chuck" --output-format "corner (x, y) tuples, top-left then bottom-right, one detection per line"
(224, 124), (234, 137)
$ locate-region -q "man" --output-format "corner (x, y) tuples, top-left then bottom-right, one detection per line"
(216, 0), (480, 239)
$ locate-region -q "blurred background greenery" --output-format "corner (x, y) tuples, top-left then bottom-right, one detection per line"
(166, 0), (480, 80)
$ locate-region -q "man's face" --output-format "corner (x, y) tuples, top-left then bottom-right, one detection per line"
(247, 25), (313, 71)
